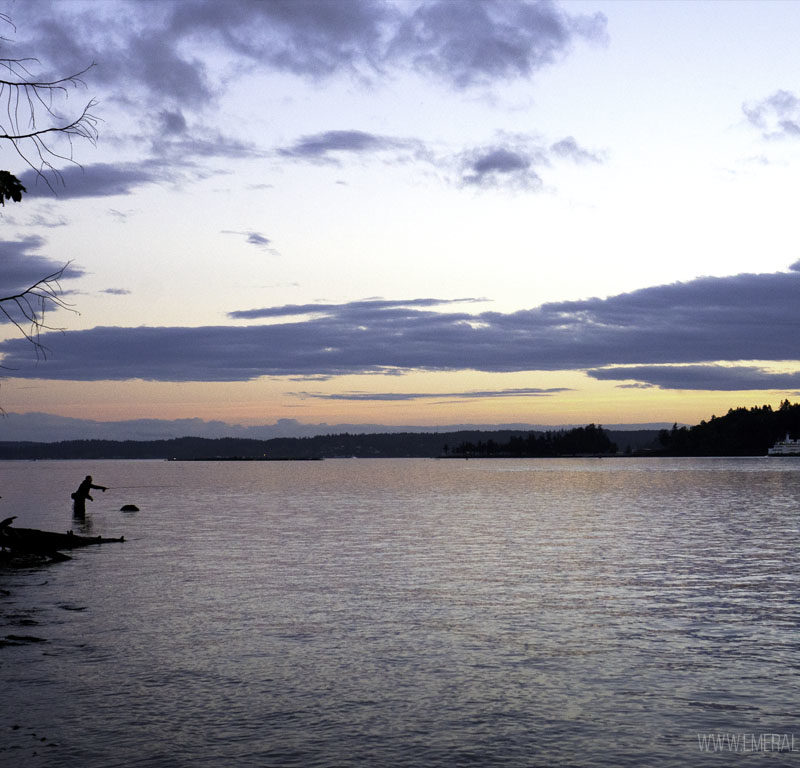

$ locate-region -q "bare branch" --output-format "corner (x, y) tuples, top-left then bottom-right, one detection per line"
(0, 15), (96, 378)
(0, 50), (98, 186)
(0, 263), (77, 362)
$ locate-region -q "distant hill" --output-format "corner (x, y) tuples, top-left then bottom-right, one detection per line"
(2, 401), (793, 458)
(0, 426), (660, 460)
(0, 410), (678, 442)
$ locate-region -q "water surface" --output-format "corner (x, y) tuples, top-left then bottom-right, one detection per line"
(2, 458), (800, 766)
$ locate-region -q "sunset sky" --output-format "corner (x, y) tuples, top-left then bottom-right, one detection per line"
(2, 0), (800, 439)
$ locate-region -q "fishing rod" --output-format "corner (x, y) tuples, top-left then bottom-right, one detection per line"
(104, 485), (177, 490)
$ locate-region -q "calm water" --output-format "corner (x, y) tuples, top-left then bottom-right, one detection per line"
(2, 457), (800, 767)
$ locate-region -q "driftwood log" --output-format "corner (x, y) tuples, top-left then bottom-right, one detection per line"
(0, 525), (124, 564)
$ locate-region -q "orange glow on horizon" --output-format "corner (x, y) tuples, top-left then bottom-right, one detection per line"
(2, 372), (796, 430)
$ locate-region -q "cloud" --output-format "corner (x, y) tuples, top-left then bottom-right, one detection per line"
(101, 288), (132, 296)
(20, 6), (216, 108)
(246, 232), (271, 248)
(148, 112), (266, 160)
(277, 129), (426, 165)
(176, 0), (606, 90)
(159, 109), (189, 135)
(3, 267), (800, 385)
(0, 236), (85, 334)
(25, 213), (69, 229)
(550, 136), (602, 164)
(456, 134), (603, 190)
(588, 365), (800, 391)
(18, 155), (229, 199)
(15, 1), (606, 115)
(228, 297), (483, 320)
(459, 145), (543, 189)
(388, 0), (607, 89)
(151, 133), (265, 161)
(167, 0), (395, 81)
(299, 387), (571, 401)
(221, 229), (276, 253)
(0, 236), (85, 297)
(277, 129), (603, 191)
(17, 162), (165, 199)
(743, 89), (800, 139)
(108, 208), (137, 223)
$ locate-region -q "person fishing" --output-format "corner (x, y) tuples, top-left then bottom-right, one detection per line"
(71, 475), (107, 517)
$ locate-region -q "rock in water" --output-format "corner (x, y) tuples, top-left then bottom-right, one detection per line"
(120, 504), (139, 512)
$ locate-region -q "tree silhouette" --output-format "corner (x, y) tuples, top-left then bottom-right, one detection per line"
(657, 401), (800, 455)
(0, 14), (97, 361)
(0, 263), (73, 362)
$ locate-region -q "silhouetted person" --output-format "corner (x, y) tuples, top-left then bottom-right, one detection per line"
(72, 475), (107, 518)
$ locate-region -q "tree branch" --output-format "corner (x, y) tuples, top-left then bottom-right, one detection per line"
(0, 263), (77, 362)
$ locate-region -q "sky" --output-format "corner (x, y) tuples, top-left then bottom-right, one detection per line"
(2, 0), (800, 439)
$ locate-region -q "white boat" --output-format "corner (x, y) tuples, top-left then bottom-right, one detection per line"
(768, 434), (800, 456)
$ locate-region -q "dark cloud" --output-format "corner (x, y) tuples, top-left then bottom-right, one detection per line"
(0, 236), (84, 297)
(229, 297), (482, 320)
(278, 130), (602, 191)
(472, 148), (531, 175)
(160, 109), (189, 135)
(9, 8), (213, 111)
(280, 129), (390, 156)
(148, 116), (266, 160)
(3, 268), (800, 385)
(149, 109), (262, 160)
(460, 146), (542, 189)
(101, 288), (132, 296)
(168, 0), (394, 81)
(157, 135), (263, 160)
(16, 1), (606, 114)
(17, 163), (165, 199)
(588, 365), (800, 392)
(277, 129), (424, 164)
(743, 89), (800, 139)
(170, 0), (607, 89)
(0, 236), (84, 334)
(300, 387), (570, 401)
(389, 0), (607, 89)
(247, 232), (271, 247)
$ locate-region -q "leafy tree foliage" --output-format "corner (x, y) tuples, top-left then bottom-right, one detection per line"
(455, 424), (617, 457)
(658, 400), (800, 456)
(0, 169), (24, 204)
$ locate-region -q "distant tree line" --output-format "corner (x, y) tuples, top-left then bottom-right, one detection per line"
(13, 403), (800, 459)
(450, 424), (617, 457)
(0, 437), (273, 461)
(657, 400), (800, 456)
(0, 426), (626, 460)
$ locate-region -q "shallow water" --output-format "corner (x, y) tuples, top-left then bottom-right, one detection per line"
(2, 457), (800, 766)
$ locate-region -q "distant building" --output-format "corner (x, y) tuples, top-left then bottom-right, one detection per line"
(768, 434), (800, 456)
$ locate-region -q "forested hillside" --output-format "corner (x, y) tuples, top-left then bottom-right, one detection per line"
(657, 400), (800, 456)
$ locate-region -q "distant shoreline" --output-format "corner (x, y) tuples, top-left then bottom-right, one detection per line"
(0, 428), (657, 461)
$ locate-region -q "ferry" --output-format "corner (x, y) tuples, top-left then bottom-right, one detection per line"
(768, 433), (800, 456)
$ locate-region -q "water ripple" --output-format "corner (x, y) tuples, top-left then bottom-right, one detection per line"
(2, 457), (800, 766)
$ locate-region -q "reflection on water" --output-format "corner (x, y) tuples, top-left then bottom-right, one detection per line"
(2, 458), (800, 767)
